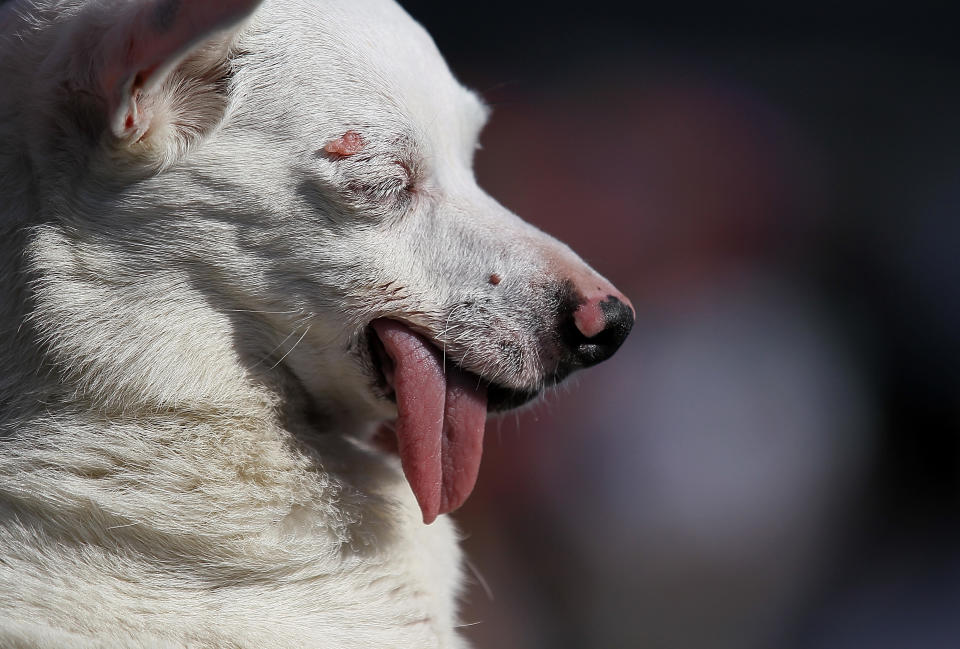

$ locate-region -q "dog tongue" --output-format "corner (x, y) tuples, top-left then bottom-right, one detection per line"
(371, 320), (488, 524)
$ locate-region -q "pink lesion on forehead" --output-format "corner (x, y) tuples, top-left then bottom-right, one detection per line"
(323, 130), (366, 157)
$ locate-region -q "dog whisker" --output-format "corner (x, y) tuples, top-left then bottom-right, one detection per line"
(269, 325), (311, 370)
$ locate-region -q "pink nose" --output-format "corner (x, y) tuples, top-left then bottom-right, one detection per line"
(563, 281), (634, 370)
(573, 291), (634, 339)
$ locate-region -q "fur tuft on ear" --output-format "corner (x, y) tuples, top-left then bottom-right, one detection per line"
(94, 0), (262, 142)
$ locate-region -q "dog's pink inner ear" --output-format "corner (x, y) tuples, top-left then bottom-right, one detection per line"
(101, 0), (262, 141)
(324, 131), (366, 157)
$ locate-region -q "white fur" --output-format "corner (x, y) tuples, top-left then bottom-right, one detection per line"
(0, 0), (618, 646)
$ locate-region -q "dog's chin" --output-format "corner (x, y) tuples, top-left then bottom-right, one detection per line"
(363, 323), (542, 414)
(485, 382), (542, 412)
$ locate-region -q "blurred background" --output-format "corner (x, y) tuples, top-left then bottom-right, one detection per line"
(400, 2), (960, 648)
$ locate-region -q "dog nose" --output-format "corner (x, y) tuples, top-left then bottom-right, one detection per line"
(559, 293), (634, 376)
(532, 238), (635, 377)
(567, 294), (635, 367)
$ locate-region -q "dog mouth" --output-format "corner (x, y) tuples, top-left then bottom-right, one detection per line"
(368, 328), (540, 413)
(365, 319), (540, 524)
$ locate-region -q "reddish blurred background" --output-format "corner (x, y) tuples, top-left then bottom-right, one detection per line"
(401, 3), (960, 648)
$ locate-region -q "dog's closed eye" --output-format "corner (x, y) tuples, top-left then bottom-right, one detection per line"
(344, 171), (412, 206)
(316, 130), (421, 215)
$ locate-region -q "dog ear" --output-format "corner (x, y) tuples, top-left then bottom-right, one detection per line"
(92, 0), (262, 142)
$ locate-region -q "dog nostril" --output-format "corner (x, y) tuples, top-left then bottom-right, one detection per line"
(561, 296), (634, 372)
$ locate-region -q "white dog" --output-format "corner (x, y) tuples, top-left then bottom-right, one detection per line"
(0, 0), (633, 646)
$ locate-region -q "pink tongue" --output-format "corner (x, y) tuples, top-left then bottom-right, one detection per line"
(371, 320), (488, 524)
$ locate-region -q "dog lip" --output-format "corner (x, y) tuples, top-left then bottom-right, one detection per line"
(364, 321), (541, 413)
(486, 383), (540, 412)
(366, 326), (397, 402)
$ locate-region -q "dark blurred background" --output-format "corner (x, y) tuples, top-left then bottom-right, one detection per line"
(399, 2), (960, 648)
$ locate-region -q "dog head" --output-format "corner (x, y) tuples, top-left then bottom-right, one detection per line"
(13, 0), (633, 522)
